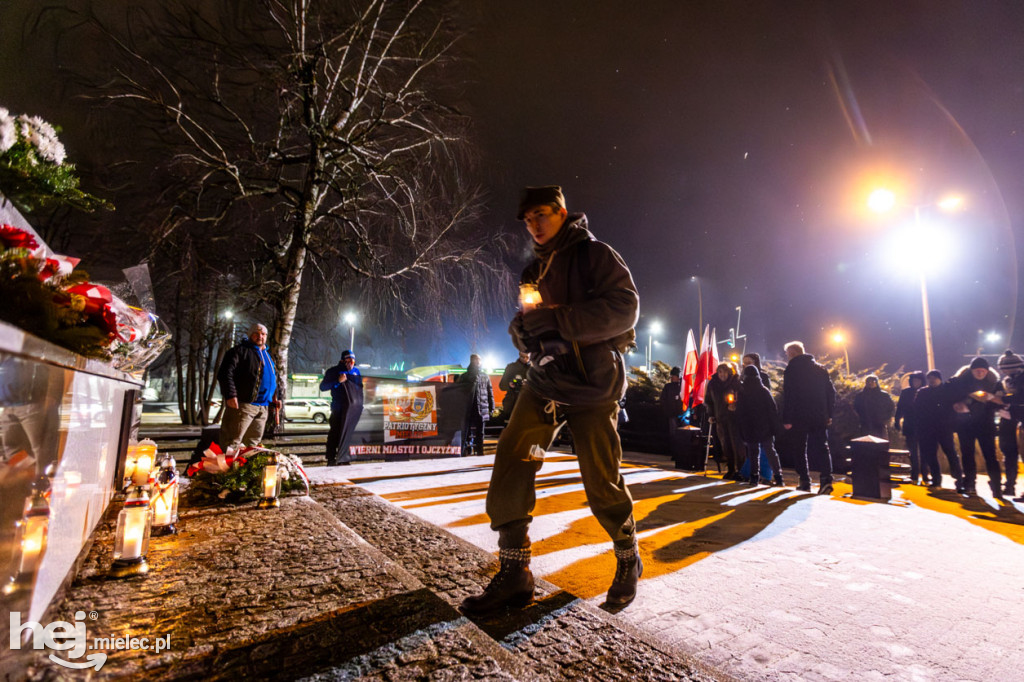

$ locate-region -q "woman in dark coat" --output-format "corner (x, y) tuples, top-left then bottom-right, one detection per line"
(736, 365), (784, 486)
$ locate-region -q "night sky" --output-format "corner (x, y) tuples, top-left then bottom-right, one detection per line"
(3, 1), (1024, 375)
(460, 1), (1024, 375)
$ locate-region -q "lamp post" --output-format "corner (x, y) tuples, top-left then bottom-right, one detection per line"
(867, 189), (964, 371)
(646, 320), (663, 375)
(343, 312), (357, 352)
(224, 310), (235, 345)
(831, 331), (850, 376)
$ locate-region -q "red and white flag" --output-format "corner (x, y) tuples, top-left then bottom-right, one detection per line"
(692, 326), (720, 406)
(682, 328), (699, 407)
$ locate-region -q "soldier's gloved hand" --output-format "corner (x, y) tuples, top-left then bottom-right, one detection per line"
(509, 314), (539, 352)
(522, 307), (559, 337)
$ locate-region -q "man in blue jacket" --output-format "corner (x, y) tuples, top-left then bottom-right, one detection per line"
(320, 350), (364, 466)
(217, 323), (278, 451)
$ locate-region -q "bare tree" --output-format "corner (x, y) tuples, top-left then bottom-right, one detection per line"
(49, 0), (513, 394)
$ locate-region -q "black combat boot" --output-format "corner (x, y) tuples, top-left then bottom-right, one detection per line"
(605, 544), (643, 606)
(460, 547), (534, 615)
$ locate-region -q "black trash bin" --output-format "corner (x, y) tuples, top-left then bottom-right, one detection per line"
(671, 426), (705, 471)
(850, 435), (891, 500)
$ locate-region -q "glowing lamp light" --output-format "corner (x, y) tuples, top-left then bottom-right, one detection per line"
(937, 195), (964, 211)
(832, 332), (845, 344)
(986, 331), (1002, 343)
(519, 283), (542, 312)
(111, 487), (152, 578)
(726, 393), (736, 404)
(3, 474), (51, 595)
(650, 320), (664, 336)
(257, 457), (282, 509)
(867, 188), (897, 213)
(151, 455), (179, 536)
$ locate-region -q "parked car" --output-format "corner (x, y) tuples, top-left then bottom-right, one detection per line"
(283, 398), (330, 423)
(140, 402), (181, 425)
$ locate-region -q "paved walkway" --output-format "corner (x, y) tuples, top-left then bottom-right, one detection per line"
(313, 451), (1024, 682)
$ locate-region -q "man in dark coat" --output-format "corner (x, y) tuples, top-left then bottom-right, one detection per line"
(996, 350), (1024, 499)
(320, 350), (364, 466)
(736, 364), (783, 486)
(895, 372), (927, 484)
(461, 185), (641, 615)
(459, 354), (494, 456)
(781, 341), (835, 494)
(853, 374), (895, 438)
(498, 352), (530, 422)
(705, 363), (744, 480)
(660, 366), (684, 445)
(950, 357), (1004, 498)
(913, 370), (964, 490)
(218, 323), (279, 451)
(660, 366), (684, 421)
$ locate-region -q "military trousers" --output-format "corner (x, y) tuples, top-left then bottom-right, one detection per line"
(486, 385), (636, 550)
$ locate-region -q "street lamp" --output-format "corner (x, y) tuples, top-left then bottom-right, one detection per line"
(831, 330), (850, 376)
(647, 320), (663, 375)
(223, 310), (235, 345)
(868, 189), (964, 370)
(343, 311), (357, 351)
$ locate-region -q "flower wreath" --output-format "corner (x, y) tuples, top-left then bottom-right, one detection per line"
(184, 443), (309, 504)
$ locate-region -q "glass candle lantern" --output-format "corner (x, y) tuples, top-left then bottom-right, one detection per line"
(3, 475), (51, 595)
(131, 439), (158, 486)
(519, 283), (542, 312)
(111, 487), (152, 578)
(257, 458), (282, 509)
(151, 455), (179, 535)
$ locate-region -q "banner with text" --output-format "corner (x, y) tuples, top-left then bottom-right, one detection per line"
(383, 385), (438, 442)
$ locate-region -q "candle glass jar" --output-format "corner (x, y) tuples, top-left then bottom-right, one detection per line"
(519, 283), (542, 313)
(151, 455), (179, 535)
(257, 459), (282, 509)
(111, 487), (152, 578)
(3, 474), (51, 596)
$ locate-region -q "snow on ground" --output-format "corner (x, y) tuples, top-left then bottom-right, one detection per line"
(311, 453), (1024, 682)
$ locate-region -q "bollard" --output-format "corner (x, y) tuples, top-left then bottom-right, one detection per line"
(850, 435), (891, 500)
(671, 426), (703, 470)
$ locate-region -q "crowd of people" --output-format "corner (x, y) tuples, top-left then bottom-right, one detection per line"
(659, 344), (1024, 503)
(215, 183), (1022, 618)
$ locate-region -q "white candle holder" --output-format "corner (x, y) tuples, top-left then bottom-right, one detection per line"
(3, 473), (51, 596)
(257, 457), (282, 509)
(151, 455), (179, 536)
(110, 487), (152, 578)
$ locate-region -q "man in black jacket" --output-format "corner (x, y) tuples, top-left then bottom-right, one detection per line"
(996, 350), (1024, 499)
(895, 372), (926, 484)
(853, 375), (895, 438)
(781, 341), (835, 494)
(913, 370), (963, 490)
(459, 354), (494, 456)
(950, 357), (1003, 498)
(217, 323), (279, 451)
(498, 352), (530, 422)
